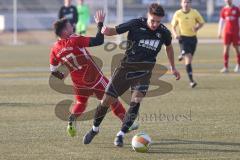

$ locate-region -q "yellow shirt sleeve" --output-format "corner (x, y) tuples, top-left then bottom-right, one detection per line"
(171, 11), (179, 27)
(194, 9), (205, 24)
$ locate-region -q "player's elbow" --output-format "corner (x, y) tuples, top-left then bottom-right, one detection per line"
(89, 37), (104, 46)
(93, 38), (104, 46)
(98, 38), (104, 45)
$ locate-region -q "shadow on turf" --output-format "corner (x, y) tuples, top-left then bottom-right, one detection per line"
(89, 139), (240, 154)
(94, 142), (195, 154)
(148, 139), (240, 154)
(154, 139), (240, 146)
(0, 102), (54, 107)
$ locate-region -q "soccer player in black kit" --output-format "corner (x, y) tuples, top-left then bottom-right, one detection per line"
(58, 0), (78, 31)
(83, 3), (181, 147)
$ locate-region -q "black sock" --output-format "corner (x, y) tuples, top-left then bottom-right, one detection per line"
(93, 103), (109, 127)
(186, 64), (194, 82)
(68, 114), (77, 124)
(121, 102), (140, 133)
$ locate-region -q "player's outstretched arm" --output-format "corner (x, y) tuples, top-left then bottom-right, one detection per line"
(165, 44), (180, 80)
(89, 10), (105, 47)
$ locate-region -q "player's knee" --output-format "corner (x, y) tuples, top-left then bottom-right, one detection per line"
(76, 99), (88, 105)
(76, 101), (87, 106)
(132, 97), (143, 103)
(233, 45), (239, 51)
(72, 102), (87, 115)
(100, 99), (107, 106)
(101, 95), (116, 106)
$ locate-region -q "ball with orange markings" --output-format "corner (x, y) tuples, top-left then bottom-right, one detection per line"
(131, 132), (152, 153)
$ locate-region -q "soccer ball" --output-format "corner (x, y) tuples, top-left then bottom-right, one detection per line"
(131, 132), (152, 153)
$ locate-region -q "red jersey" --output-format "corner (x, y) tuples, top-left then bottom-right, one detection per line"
(49, 34), (103, 88)
(220, 5), (240, 34)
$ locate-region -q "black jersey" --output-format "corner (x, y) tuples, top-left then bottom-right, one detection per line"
(115, 17), (172, 63)
(58, 5), (78, 25)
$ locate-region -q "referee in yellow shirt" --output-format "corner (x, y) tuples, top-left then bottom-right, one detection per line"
(171, 0), (204, 88)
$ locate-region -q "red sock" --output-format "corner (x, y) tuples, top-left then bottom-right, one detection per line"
(237, 54), (240, 65)
(71, 96), (88, 117)
(110, 101), (126, 121)
(224, 53), (229, 68)
(71, 102), (87, 117)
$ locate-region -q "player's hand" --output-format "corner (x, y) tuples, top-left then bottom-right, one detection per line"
(51, 71), (65, 80)
(192, 26), (198, 32)
(217, 31), (222, 39)
(171, 68), (180, 80)
(101, 25), (110, 35)
(94, 10), (105, 23)
(173, 34), (180, 40)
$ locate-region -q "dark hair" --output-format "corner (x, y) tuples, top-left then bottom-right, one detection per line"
(53, 18), (69, 37)
(148, 3), (165, 17)
(182, 0), (192, 2)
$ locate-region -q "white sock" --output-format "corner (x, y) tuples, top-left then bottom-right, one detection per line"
(92, 126), (99, 132)
(116, 131), (125, 137)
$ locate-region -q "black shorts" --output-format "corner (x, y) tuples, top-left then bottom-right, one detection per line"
(105, 62), (154, 98)
(179, 36), (197, 56)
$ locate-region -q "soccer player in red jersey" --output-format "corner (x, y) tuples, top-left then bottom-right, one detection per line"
(218, 0), (240, 73)
(49, 11), (138, 137)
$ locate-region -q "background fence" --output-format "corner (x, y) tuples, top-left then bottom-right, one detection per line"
(0, 0), (240, 44)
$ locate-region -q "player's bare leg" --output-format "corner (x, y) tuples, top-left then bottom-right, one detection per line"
(184, 53), (197, 88)
(233, 45), (240, 73)
(114, 91), (144, 147)
(178, 51), (184, 61)
(221, 45), (230, 73)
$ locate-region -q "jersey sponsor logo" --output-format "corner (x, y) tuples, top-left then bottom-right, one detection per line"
(138, 39), (160, 51)
(65, 13), (73, 19)
(232, 10), (237, 15)
(156, 33), (161, 38)
(225, 16), (236, 21)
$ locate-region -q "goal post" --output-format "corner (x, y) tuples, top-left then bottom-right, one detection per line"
(116, 0), (123, 44)
(13, 0), (18, 45)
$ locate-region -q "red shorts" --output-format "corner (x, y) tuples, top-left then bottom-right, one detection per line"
(223, 33), (239, 45)
(73, 76), (109, 102)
